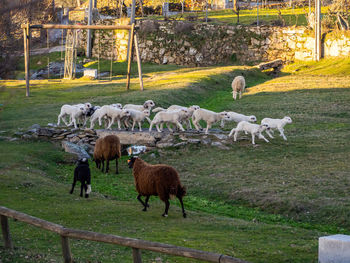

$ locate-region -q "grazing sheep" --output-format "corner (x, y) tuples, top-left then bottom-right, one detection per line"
(70, 158), (91, 198)
(149, 109), (188, 132)
(128, 156), (187, 218)
(220, 111), (257, 128)
(261, 116), (292, 141)
(93, 135), (121, 174)
(231, 76), (246, 100)
(192, 108), (230, 134)
(229, 121), (270, 145)
(57, 105), (87, 128)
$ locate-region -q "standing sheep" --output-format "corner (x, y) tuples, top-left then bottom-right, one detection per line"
(220, 111), (257, 128)
(128, 156), (187, 218)
(231, 76), (246, 100)
(93, 135), (121, 174)
(261, 116), (292, 141)
(192, 108), (230, 134)
(229, 121), (270, 145)
(70, 158), (91, 198)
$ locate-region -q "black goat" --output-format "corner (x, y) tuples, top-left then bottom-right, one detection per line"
(70, 158), (91, 198)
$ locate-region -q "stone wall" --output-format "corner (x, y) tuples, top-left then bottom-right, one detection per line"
(80, 19), (350, 65)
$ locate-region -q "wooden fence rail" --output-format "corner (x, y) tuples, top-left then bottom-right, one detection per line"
(0, 206), (250, 263)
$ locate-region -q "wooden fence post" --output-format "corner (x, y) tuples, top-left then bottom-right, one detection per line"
(134, 35), (144, 91)
(126, 23), (135, 90)
(61, 236), (72, 263)
(23, 24), (30, 97)
(132, 248), (142, 263)
(1, 215), (13, 249)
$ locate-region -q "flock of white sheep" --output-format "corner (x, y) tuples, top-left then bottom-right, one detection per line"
(57, 101), (292, 145)
(56, 76), (292, 145)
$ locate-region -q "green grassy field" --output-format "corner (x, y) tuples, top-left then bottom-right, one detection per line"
(1, 58), (350, 262)
(145, 6), (330, 26)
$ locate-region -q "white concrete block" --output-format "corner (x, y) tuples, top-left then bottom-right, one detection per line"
(84, 69), (97, 78)
(319, 234), (350, 263)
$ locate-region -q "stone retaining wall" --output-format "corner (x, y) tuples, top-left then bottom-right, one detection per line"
(80, 19), (350, 65)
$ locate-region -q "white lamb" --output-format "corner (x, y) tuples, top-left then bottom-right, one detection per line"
(229, 121), (270, 145)
(192, 108), (230, 134)
(231, 76), (246, 100)
(57, 105), (87, 129)
(95, 105), (123, 128)
(127, 109), (151, 131)
(149, 109), (188, 132)
(220, 111), (257, 128)
(123, 100), (155, 111)
(123, 100), (155, 124)
(106, 109), (131, 130)
(89, 107), (105, 129)
(110, 103), (122, 109)
(154, 105), (200, 130)
(71, 102), (92, 127)
(261, 116), (292, 141)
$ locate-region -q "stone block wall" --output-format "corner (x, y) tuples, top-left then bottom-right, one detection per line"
(79, 19), (350, 65)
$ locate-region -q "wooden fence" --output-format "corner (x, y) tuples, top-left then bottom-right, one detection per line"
(0, 206), (250, 263)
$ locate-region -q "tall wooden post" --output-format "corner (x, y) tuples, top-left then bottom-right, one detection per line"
(134, 35), (144, 91)
(1, 215), (13, 249)
(61, 236), (72, 263)
(86, 0), (93, 58)
(126, 23), (135, 90)
(314, 0), (321, 61)
(23, 24), (30, 97)
(126, 0), (136, 61)
(256, 0), (259, 26)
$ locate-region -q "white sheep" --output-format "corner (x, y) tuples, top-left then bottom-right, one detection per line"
(167, 105), (200, 130)
(149, 109), (188, 132)
(127, 109), (151, 131)
(89, 107), (107, 129)
(261, 116), (292, 141)
(96, 105), (124, 128)
(110, 103), (123, 109)
(72, 103), (93, 127)
(124, 100), (155, 124)
(57, 105), (87, 129)
(220, 111), (257, 128)
(229, 121), (270, 145)
(192, 108), (230, 134)
(155, 105), (200, 130)
(106, 109), (131, 130)
(231, 76), (246, 100)
(123, 100), (155, 112)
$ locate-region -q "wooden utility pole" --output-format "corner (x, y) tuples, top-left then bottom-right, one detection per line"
(86, 0), (93, 58)
(314, 0), (321, 61)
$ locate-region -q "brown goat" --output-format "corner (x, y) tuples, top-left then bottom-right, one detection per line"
(128, 157), (187, 218)
(93, 135), (121, 174)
